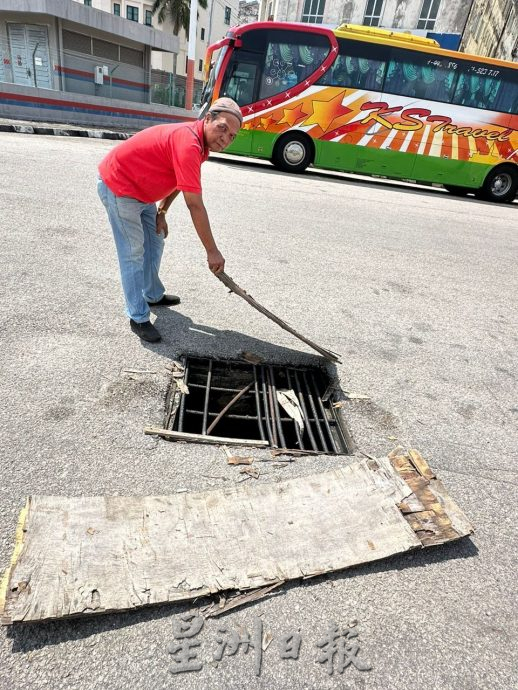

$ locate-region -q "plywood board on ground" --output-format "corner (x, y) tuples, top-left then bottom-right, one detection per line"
(0, 451), (472, 624)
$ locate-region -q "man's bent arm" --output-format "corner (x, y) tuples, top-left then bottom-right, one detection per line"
(158, 189), (181, 213)
(183, 191), (225, 273)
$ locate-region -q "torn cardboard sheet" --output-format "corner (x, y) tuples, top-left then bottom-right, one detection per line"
(276, 389), (304, 432)
(0, 450), (472, 624)
(217, 272), (341, 363)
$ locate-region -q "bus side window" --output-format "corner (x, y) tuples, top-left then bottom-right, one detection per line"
(258, 28), (330, 100)
(384, 50), (457, 104)
(452, 69), (517, 114)
(317, 38), (387, 91)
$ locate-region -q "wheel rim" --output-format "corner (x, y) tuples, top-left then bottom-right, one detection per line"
(490, 172), (512, 197)
(283, 141), (306, 166)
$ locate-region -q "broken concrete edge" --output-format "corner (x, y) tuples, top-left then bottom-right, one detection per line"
(0, 123), (133, 140)
(0, 498), (30, 625)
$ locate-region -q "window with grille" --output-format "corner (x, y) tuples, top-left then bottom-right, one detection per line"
(363, 0), (384, 26)
(301, 0), (325, 24)
(62, 29), (92, 54)
(145, 10), (153, 25)
(113, 3), (121, 15)
(224, 6), (231, 24)
(127, 5), (139, 21)
(120, 45), (144, 67)
(417, 0), (441, 30)
(93, 38), (118, 60)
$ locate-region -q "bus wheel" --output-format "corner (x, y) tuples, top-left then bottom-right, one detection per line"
(479, 165), (518, 203)
(272, 133), (313, 173)
(444, 185), (470, 197)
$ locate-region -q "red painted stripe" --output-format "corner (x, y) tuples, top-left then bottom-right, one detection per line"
(0, 91), (195, 121)
(475, 137), (490, 156)
(54, 65), (148, 90)
(494, 139), (517, 161)
(440, 131), (451, 157)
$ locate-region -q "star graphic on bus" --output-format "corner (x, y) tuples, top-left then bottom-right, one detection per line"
(302, 90), (352, 134)
(260, 115), (275, 129)
(275, 104), (307, 127)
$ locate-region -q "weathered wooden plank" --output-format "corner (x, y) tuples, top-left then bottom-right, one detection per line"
(144, 428), (269, 447)
(0, 453), (472, 624)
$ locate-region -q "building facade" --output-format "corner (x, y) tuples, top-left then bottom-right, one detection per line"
(258, 0), (473, 33)
(72, 0), (240, 106)
(0, 0), (197, 127)
(460, 0), (517, 61)
(238, 0), (260, 24)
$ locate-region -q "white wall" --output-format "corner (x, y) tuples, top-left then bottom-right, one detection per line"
(259, 0), (472, 33)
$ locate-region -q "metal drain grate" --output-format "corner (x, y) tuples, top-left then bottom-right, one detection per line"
(164, 357), (352, 454)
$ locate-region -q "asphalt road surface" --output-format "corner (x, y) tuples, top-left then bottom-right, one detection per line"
(0, 132), (517, 690)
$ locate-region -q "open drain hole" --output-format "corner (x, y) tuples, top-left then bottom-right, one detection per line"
(164, 357), (352, 454)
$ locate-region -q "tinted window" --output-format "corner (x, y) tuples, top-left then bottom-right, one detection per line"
(258, 29), (330, 99)
(384, 49), (457, 102)
(452, 66), (517, 114)
(317, 38), (387, 91)
(221, 58), (259, 105)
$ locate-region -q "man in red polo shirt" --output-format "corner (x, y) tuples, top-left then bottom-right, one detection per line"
(97, 97), (242, 343)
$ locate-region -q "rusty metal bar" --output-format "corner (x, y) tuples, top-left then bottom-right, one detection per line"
(206, 382), (253, 436)
(259, 367), (275, 447)
(292, 369), (319, 452)
(302, 371), (329, 452)
(202, 358), (213, 435)
(253, 365), (266, 441)
(177, 359), (189, 432)
(308, 371), (340, 454)
(188, 383), (249, 393)
(184, 410), (320, 423)
(268, 366), (286, 448)
(285, 369), (304, 450)
(261, 365), (277, 447)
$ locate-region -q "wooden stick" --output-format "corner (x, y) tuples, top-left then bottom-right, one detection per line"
(202, 581), (285, 618)
(144, 427), (269, 447)
(216, 272), (341, 363)
(206, 382), (253, 435)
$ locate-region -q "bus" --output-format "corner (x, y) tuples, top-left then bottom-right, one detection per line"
(200, 22), (518, 203)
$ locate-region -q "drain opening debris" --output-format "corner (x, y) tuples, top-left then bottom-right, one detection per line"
(149, 357), (352, 455)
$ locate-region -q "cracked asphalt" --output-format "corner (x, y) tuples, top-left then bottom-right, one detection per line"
(0, 132), (517, 690)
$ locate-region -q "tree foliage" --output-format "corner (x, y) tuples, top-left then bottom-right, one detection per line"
(151, 0), (208, 35)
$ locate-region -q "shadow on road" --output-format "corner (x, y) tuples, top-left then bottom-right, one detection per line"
(210, 155), (518, 207)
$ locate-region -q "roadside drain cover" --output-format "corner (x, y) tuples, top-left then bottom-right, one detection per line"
(163, 357), (352, 454)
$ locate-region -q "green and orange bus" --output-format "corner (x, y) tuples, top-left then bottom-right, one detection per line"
(201, 22), (518, 202)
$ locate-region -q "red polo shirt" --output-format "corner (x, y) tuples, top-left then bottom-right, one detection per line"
(98, 119), (209, 203)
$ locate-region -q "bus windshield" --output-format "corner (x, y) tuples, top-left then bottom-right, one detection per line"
(218, 27), (332, 106)
(199, 44), (229, 115)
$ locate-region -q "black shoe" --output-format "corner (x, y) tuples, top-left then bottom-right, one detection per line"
(130, 319), (161, 343)
(147, 294), (181, 307)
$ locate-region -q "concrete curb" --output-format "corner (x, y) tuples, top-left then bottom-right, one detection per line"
(0, 123), (132, 139)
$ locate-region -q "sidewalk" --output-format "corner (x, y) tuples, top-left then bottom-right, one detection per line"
(0, 116), (136, 139)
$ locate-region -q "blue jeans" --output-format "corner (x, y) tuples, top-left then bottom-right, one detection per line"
(97, 178), (165, 323)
